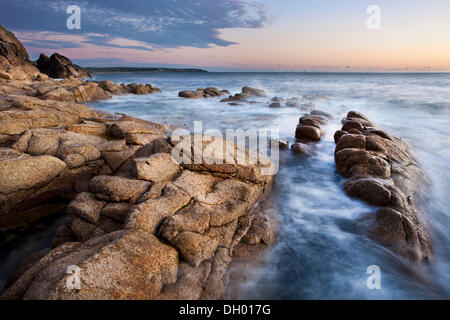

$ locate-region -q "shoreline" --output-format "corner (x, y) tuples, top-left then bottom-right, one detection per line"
(1, 24), (446, 299)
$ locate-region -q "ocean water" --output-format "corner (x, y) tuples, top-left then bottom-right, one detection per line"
(88, 72), (450, 299)
(1, 72), (449, 299)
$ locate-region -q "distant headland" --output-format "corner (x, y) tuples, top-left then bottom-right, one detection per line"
(83, 67), (208, 73)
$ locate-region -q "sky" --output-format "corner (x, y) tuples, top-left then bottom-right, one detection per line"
(1, 0), (449, 72)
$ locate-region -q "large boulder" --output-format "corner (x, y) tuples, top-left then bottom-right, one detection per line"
(36, 53), (91, 79)
(0, 151), (69, 229)
(292, 111), (329, 152)
(0, 153), (66, 194)
(1, 229), (179, 300)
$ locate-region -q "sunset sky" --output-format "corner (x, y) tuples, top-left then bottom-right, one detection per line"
(1, 0), (449, 71)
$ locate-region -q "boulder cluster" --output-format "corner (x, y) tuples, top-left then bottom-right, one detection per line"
(2, 135), (276, 299)
(292, 110), (333, 155)
(334, 111), (432, 263)
(220, 86), (267, 103)
(0, 95), (167, 230)
(268, 97), (302, 108)
(178, 87), (230, 99)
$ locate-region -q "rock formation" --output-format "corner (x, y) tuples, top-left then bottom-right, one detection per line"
(0, 24), (40, 80)
(0, 100), (167, 230)
(2, 135), (276, 299)
(0, 25), (278, 300)
(36, 53), (91, 79)
(179, 87), (229, 99)
(334, 111), (433, 263)
(220, 86), (267, 103)
(292, 110), (332, 155)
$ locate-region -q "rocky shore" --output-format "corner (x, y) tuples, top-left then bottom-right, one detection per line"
(0, 23), (437, 299)
(0, 25), (278, 299)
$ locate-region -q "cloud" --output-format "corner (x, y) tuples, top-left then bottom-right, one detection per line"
(0, 0), (267, 50)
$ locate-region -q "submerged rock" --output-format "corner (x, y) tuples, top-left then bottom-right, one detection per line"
(291, 142), (312, 156)
(220, 86), (266, 103)
(268, 102), (282, 108)
(179, 87), (229, 99)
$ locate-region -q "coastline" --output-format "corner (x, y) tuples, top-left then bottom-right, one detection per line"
(1, 24), (448, 299)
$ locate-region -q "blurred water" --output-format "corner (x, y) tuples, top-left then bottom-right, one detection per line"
(2, 72), (448, 298)
(88, 72), (450, 299)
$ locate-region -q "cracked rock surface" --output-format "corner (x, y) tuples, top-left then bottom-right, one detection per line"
(2, 134), (276, 299)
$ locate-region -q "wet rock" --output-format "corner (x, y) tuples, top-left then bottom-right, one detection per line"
(335, 148), (391, 178)
(295, 125), (323, 141)
(334, 130), (347, 143)
(343, 178), (391, 206)
(286, 97), (300, 108)
(299, 115), (326, 128)
(334, 111), (432, 263)
(220, 87), (266, 103)
(98, 80), (127, 94)
(270, 139), (289, 150)
(335, 133), (366, 153)
(125, 83), (160, 95)
(291, 142), (311, 156)
(178, 90), (204, 99)
(242, 86), (266, 97)
(310, 110), (333, 119)
(294, 110), (330, 146)
(179, 87), (228, 99)
(268, 102), (282, 108)
(342, 120), (364, 132)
